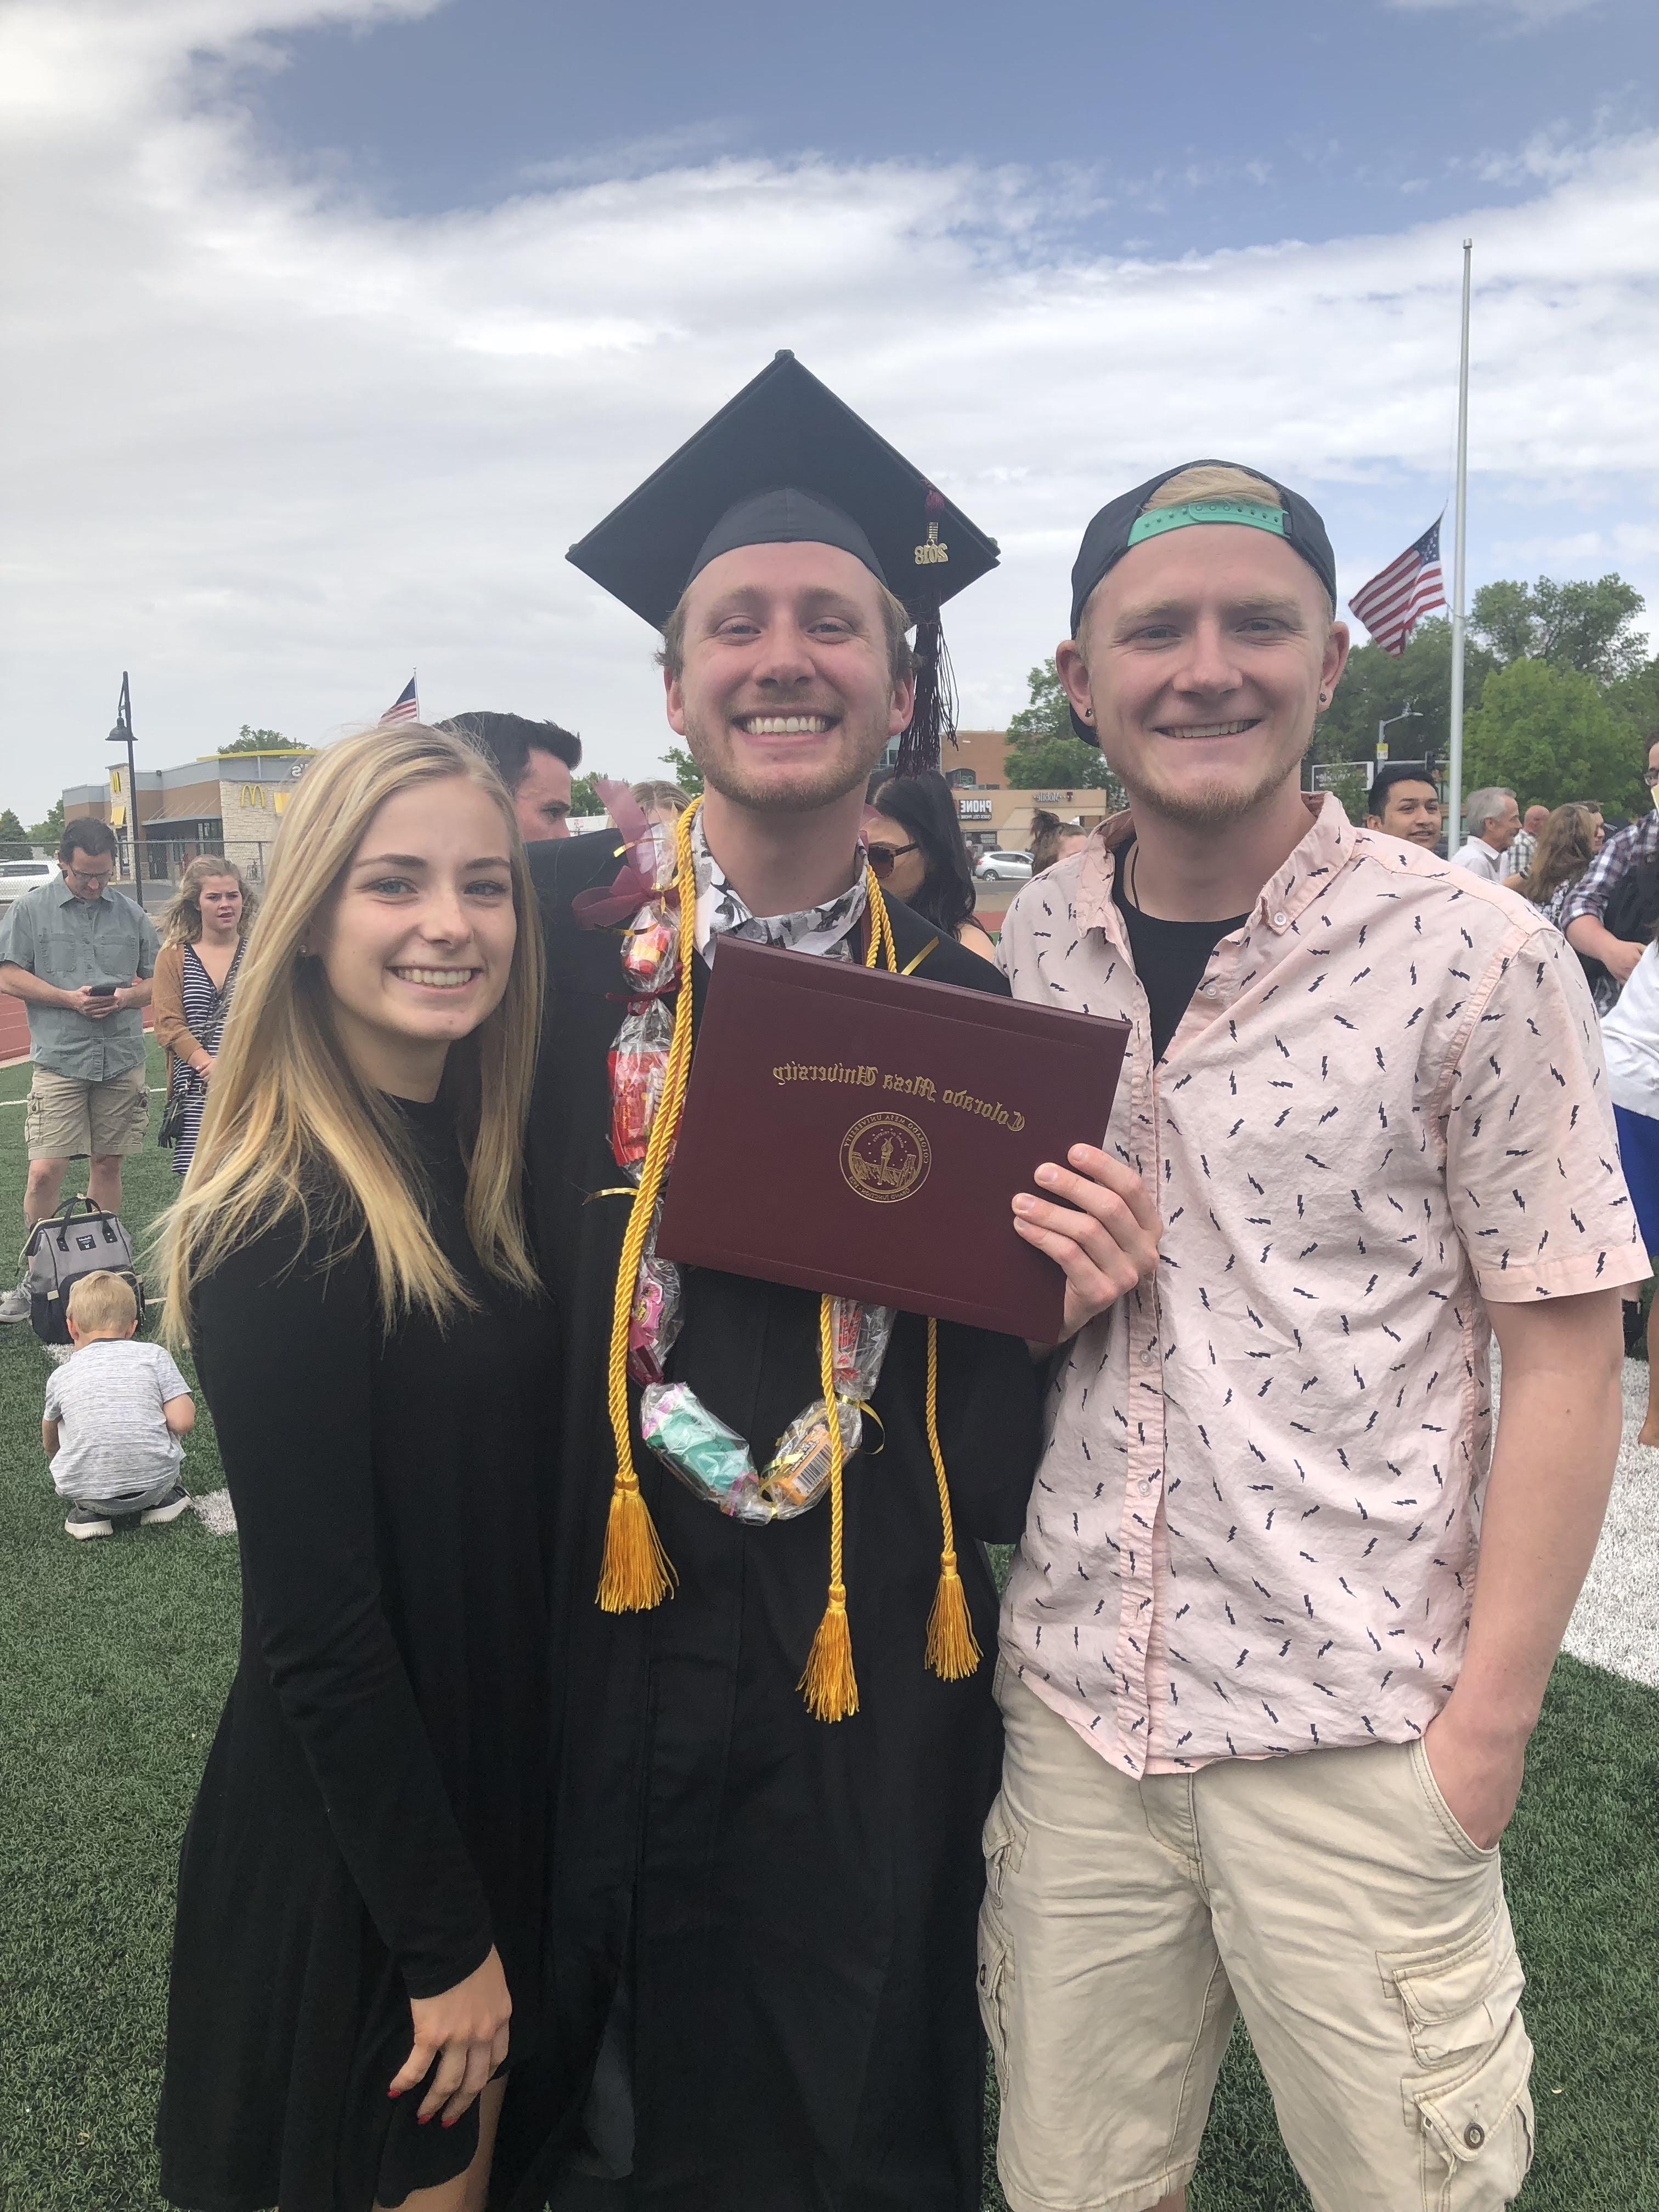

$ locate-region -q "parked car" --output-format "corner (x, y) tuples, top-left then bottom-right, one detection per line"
(0, 859), (56, 911)
(973, 849), (1033, 882)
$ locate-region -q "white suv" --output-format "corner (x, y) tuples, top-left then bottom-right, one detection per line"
(973, 850), (1033, 882)
(0, 858), (55, 911)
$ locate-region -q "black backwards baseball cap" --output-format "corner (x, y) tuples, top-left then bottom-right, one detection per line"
(567, 352), (1000, 775)
(1066, 461), (1338, 744)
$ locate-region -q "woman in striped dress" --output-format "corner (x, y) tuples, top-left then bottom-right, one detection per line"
(152, 857), (256, 1177)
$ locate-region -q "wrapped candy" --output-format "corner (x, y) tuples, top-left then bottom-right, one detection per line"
(750, 1397), (866, 1521)
(641, 1382), (757, 1509)
(622, 909), (675, 990)
(610, 992), (675, 1170)
(627, 1251), (682, 1384)
(832, 1300), (895, 1401)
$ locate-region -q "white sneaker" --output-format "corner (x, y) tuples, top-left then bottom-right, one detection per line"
(0, 1282), (30, 1323)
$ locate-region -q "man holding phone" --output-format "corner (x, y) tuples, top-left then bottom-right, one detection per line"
(0, 817), (159, 1318)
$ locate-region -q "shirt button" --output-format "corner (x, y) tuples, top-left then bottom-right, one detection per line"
(1272, 911), (1289, 928)
(1201, 981), (1221, 998)
(1464, 2123), (1486, 2151)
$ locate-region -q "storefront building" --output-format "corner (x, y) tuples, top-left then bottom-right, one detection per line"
(62, 749), (314, 896)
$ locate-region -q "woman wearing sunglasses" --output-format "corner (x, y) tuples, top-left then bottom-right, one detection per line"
(865, 768), (998, 964)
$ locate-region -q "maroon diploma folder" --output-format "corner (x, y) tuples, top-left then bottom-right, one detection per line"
(654, 937), (1131, 1340)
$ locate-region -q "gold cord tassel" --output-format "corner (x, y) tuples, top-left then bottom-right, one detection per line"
(595, 798), (702, 1611)
(923, 1317), (982, 1681)
(800, 1297), (860, 1720)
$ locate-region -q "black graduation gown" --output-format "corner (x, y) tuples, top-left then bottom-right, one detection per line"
(495, 832), (1040, 2212)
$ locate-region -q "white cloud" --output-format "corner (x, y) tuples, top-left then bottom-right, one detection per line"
(1388, 0), (1604, 25)
(3, 0), (1657, 812)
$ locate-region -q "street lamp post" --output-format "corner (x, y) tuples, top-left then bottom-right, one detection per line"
(1376, 703), (1421, 772)
(106, 672), (138, 887)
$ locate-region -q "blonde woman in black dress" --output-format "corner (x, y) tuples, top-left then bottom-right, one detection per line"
(155, 725), (551, 2212)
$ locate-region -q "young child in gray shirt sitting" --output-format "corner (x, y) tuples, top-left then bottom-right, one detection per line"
(43, 1271), (195, 1540)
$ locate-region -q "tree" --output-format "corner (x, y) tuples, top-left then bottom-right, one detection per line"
(1006, 660), (1074, 748)
(659, 746), (704, 798)
(1311, 618), (1494, 777)
(1003, 658), (1121, 801)
(1462, 659), (1639, 817)
(1608, 653), (1659, 747)
(0, 808), (30, 857)
(1470, 575), (1647, 685)
(569, 772), (608, 817)
(30, 798), (64, 847)
(1004, 736), (1117, 792)
(219, 725), (307, 754)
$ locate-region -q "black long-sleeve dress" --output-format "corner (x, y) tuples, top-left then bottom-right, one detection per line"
(157, 1097), (556, 2212)
(492, 834), (1042, 2212)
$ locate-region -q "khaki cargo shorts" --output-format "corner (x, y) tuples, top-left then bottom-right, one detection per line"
(24, 1065), (150, 1160)
(981, 1663), (1534, 2212)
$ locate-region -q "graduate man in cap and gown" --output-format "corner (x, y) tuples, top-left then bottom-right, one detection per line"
(494, 355), (1160, 2211)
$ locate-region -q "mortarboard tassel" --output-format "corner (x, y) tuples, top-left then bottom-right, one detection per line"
(894, 489), (959, 780)
(922, 1317), (982, 1681)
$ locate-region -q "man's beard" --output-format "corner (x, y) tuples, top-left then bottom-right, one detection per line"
(685, 704), (887, 815)
(1110, 726), (1312, 833)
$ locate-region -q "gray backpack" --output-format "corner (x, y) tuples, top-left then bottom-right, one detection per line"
(23, 1197), (144, 1345)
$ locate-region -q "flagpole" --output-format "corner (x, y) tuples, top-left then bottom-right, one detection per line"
(1447, 239), (1472, 852)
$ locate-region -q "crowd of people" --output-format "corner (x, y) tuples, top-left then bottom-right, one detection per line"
(2, 357), (1652, 2212)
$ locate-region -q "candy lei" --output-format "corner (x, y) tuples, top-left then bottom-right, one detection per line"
(597, 796), (980, 1720)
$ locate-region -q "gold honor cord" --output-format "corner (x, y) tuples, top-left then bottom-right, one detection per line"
(596, 796), (701, 1613)
(922, 1315), (981, 1680)
(599, 797), (978, 1722)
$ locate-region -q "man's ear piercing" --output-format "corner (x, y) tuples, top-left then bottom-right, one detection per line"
(1318, 691), (1328, 705)
(1085, 708), (1095, 723)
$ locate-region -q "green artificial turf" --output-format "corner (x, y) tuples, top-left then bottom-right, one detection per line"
(2, 1048), (1656, 2209)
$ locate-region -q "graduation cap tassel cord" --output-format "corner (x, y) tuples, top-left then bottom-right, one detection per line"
(922, 1317), (981, 1683)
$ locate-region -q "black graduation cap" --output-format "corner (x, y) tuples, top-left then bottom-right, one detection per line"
(1066, 461), (1339, 745)
(567, 351), (1000, 774)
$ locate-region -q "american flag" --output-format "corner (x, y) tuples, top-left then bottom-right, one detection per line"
(1347, 522), (1446, 657)
(380, 675), (420, 724)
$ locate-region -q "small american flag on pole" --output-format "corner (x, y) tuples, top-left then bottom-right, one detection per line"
(380, 675), (420, 724)
(1347, 523), (1446, 658)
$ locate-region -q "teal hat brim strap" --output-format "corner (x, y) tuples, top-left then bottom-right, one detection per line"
(1126, 500), (1289, 548)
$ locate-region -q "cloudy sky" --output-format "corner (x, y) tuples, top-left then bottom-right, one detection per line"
(4, 0), (1657, 816)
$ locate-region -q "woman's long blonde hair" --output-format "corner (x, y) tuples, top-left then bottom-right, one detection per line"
(157, 725), (543, 1340)
(159, 854), (258, 947)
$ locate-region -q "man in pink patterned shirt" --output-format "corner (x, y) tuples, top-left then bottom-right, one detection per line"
(985, 459), (1642, 2212)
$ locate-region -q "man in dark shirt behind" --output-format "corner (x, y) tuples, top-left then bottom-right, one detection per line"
(439, 711), (583, 841)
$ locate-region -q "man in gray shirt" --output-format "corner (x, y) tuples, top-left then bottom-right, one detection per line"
(0, 817), (159, 1319)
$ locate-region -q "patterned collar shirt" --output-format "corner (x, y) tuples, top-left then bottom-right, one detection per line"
(692, 811), (867, 962)
(996, 794), (1644, 1777)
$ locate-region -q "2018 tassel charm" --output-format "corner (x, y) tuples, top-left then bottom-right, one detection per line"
(895, 488), (958, 780)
